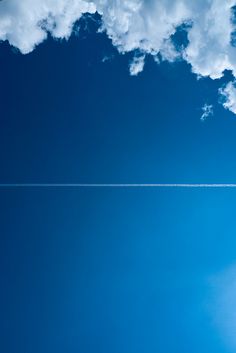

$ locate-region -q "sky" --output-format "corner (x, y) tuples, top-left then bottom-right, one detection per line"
(2, 2), (236, 353)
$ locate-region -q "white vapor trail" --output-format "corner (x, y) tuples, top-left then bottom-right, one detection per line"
(0, 184), (236, 188)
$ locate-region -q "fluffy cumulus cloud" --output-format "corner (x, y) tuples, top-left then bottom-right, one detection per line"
(1, 0), (236, 112)
(0, 0), (96, 54)
(219, 81), (236, 114)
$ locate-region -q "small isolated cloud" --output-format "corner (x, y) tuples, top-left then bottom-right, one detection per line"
(129, 55), (145, 76)
(200, 104), (214, 121)
(219, 81), (236, 114)
(102, 54), (114, 63)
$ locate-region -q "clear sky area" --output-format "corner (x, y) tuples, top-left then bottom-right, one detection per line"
(1, 5), (236, 353)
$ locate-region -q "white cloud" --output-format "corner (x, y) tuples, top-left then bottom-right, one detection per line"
(0, 0), (96, 54)
(129, 54), (145, 76)
(200, 104), (214, 121)
(2, 0), (236, 113)
(219, 81), (236, 114)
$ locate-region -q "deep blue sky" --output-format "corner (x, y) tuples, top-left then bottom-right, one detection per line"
(1, 20), (236, 353)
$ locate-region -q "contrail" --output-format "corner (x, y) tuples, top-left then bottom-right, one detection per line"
(0, 183), (236, 188)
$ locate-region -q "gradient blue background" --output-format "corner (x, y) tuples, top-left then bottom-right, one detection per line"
(1, 19), (236, 353)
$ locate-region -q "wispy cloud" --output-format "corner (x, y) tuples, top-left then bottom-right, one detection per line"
(201, 104), (214, 121)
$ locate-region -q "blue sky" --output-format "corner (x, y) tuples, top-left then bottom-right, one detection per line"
(2, 3), (236, 353)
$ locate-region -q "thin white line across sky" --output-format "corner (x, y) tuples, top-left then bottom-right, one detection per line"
(0, 183), (236, 188)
